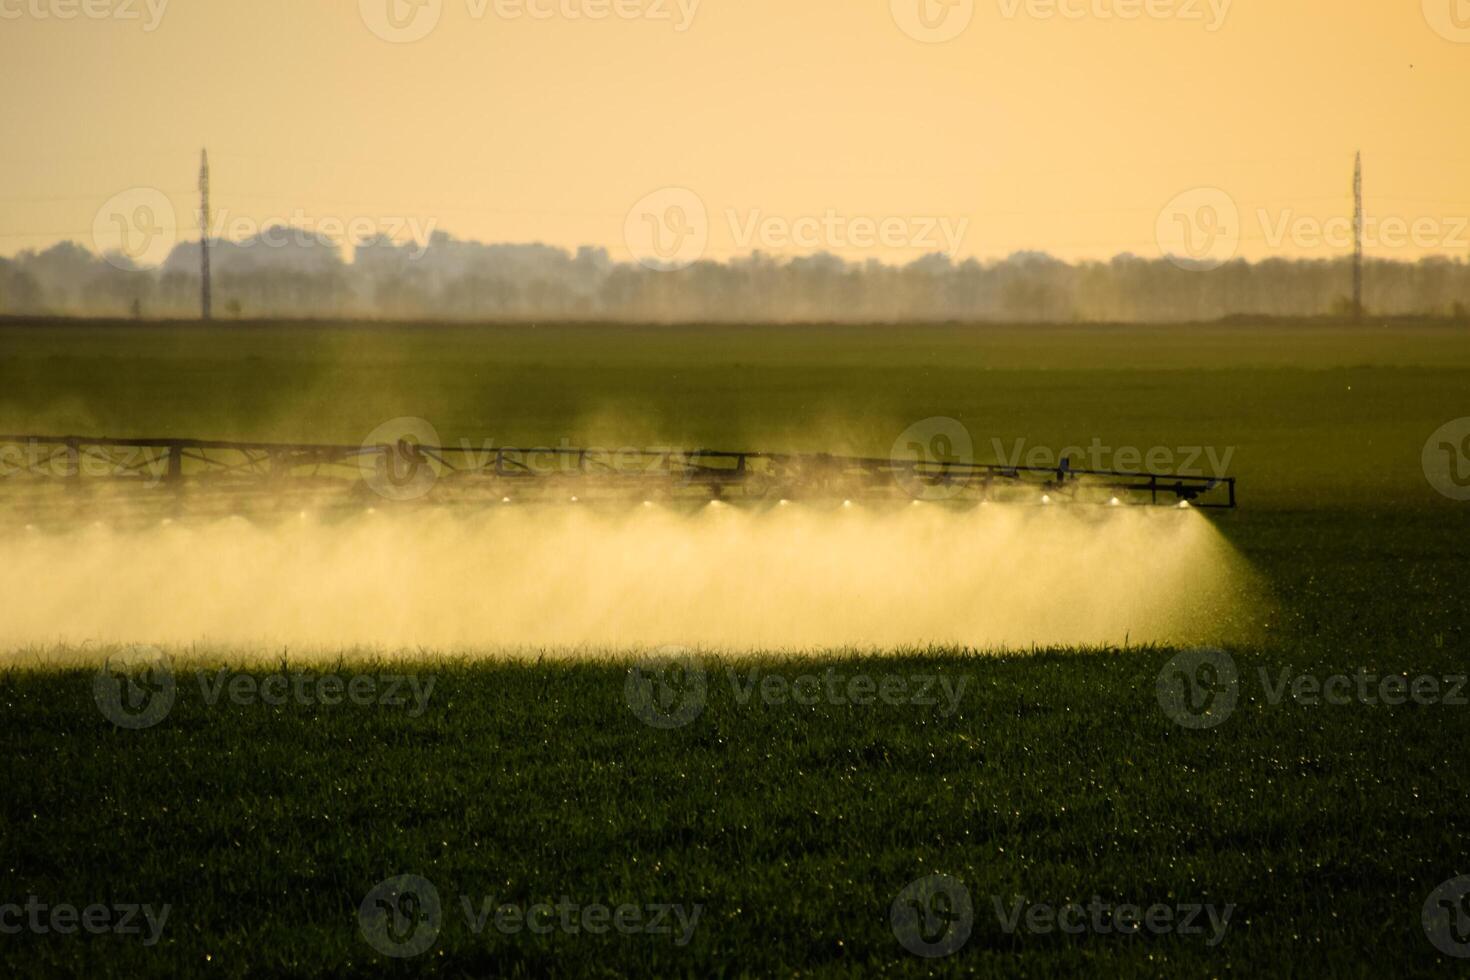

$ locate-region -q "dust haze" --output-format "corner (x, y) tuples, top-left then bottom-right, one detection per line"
(0, 501), (1259, 657)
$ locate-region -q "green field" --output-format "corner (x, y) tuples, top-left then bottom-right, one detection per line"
(3, 318), (1468, 508)
(2, 319), (1469, 976)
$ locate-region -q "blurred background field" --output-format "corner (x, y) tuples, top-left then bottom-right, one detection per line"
(2, 319), (1468, 510)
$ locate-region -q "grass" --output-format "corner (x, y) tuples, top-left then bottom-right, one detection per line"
(4, 626), (1467, 976)
(1, 318), (1468, 975)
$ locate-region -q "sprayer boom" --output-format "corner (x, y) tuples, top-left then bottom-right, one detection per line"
(0, 434), (1236, 518)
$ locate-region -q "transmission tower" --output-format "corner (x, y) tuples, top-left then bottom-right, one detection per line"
(1352, 151), (1363, 320)
(199, 148), (212, 321)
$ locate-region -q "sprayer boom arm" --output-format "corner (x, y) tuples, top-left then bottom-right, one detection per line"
(0, 434), (1236, 511)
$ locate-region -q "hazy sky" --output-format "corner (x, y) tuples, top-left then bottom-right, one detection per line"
(3, 0), (1469, 266)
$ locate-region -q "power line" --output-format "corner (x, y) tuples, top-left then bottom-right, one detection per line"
(1353, 152), (1364, 320)
(199, 149), (212, 320)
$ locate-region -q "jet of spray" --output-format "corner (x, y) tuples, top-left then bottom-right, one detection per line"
(0, 501), (1258, 656)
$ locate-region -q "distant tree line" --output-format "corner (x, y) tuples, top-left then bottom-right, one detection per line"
(2, 232), (1468, 322)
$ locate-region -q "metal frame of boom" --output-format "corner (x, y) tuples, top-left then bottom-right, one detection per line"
(0, 435), (1237, 509)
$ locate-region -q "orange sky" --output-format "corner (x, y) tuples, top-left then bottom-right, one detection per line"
(2, 0), (1469, 266)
